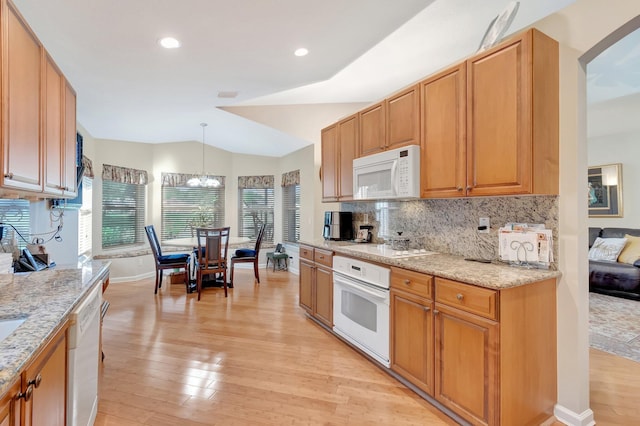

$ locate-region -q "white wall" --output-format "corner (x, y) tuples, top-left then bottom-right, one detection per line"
(588, 131), (640, 228)
(536, 0), (640, 423)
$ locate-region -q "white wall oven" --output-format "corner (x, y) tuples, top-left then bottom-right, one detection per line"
(332, 256), (390, 367)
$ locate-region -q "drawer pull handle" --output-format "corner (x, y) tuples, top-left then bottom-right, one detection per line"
(456, 293), (464, 301)
(28, 373), (42, 388)
(403, 279), (411, 285)
(17, 385), (33, 401)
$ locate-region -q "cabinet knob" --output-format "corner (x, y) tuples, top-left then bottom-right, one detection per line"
(466, 186), (472, 191)
(28, 373), (42, 388)
(423, 306), (430, 312)
(456, 186), (463, 191)
(403, 279), (411, 286)
(16, 385), (34, 401)
(434, 309), (440, 315)
(456, 293), (464, 301)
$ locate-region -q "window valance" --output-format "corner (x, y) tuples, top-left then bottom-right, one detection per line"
(281, 169), (300, 187)
(102, 164), (148, 185)
(161, 172), (226, 188)
(82, 156), (94, 178)
(238, 175), (274, 189)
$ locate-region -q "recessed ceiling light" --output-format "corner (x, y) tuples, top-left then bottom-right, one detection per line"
(159, 37), (181, 49)
(294, 48), (309, 57)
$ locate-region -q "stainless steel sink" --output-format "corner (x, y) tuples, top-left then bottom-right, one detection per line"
(0, 317), (27, 341)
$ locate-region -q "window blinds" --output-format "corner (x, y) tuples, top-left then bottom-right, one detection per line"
(102, 180), (146, 248)
(161, 186), (225, 240)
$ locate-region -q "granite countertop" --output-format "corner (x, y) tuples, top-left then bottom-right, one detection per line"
(0, 260), (110, 396)
(301, 240), (560, 289)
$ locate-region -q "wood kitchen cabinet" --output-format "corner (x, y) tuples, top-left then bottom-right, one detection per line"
(420, 63), (467, 198)
(23, 324), (67, 426)
(2, 0), (43, 192)
(433, 276), (557, 426)
(358, 86), (419, 157)
(298, 244), (333, 327)
(390, 267), (434, 396)
(1, 0), (77, 198)
(321, 114), (358, 202)
(421, 28), (558, 198)
(0, 378), (21, 426)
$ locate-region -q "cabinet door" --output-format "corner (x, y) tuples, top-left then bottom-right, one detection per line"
(321, 125), (338, 201)
(3, 3), (43, 192)
(63, 81), (78, 196)
(0, 379), (21, 426)
(434, 304), (498, 426)
(337, 115), (357, 200)
(43, 54), (64, 195)
(314, 266), (333, 327)
(390, 290), (433, 395)
(420, 64), (466, 198)
(466, 34), (532, 196)
(358, 102), (385, 156)
(387, 85), (419, 150)
(299, 260), (313, 314)
(24, 331), (67, 426)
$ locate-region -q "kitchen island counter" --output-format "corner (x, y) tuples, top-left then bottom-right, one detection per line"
(0, 260), (110, 396)
(301, 240), (560, 289)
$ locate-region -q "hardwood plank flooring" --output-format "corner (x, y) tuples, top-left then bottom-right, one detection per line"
(96, 269), (456, 425)
(96, 269), (639, 425)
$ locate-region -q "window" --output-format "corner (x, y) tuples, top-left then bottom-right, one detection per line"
(78, 176), (93, 256)
(281, 170), (300, 243)
(238, 175), (274, 242)
(0, 199), (30, 250)
(161, 174), (226, 240)
(101, 164), (148, 248)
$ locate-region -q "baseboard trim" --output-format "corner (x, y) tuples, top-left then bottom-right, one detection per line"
(110, 271), (154, 284)
(554, 404), (595, 426)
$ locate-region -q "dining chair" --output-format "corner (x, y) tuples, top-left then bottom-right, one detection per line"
(230, 223), (266, 286)
(144, 225), (190, 294)
(195, 227), (230, 300)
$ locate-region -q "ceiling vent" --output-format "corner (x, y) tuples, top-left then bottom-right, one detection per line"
(217, 91), (238, 99)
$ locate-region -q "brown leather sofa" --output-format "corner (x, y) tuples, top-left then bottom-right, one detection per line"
(589, 227), (640, 300)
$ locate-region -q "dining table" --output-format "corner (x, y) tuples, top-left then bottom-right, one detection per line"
(163, 236), (250, 248)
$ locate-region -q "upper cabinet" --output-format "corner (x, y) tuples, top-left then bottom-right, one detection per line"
(2, 0), (43, 192)
(1, 0), (77, 198)
(421, 28), (558, 198)
(386, 85), (420, 151)
(420, 63), (467, 198)
(358, 85), (420, 157)
(321, 114), (358, 202)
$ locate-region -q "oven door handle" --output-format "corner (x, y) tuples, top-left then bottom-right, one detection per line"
(334, 273), (388, 300)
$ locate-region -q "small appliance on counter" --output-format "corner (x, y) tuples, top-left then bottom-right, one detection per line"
(354, 225), (373, 243)
(323, 211), (353, 240)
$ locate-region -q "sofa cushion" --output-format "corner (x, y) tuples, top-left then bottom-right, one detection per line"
(588, 227), (602, 248)
(618, 234), (640, 264)
(588, 237), (627, 261)
(589, 259), (640, 297)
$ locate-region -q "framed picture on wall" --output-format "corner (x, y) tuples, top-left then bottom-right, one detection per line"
(588, 163), (623, 217)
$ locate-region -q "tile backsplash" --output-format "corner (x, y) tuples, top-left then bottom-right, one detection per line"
(342, 195), (559, 267)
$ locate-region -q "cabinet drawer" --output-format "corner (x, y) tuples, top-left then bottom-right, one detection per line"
(314, 248), (333, 268)
(435, 278), (497, 320)
(391, 267), (433, 299)
(299, 245), (314, 261)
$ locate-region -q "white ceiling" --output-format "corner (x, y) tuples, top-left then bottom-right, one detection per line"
(13, 0), (576, 157)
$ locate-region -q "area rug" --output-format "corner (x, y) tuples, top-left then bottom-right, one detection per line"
(589, 292), (640, 363)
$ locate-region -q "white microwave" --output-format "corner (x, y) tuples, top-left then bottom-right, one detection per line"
(353, 145), (420, 200)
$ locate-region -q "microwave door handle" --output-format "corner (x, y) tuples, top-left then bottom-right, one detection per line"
(391, 160), (399, 196)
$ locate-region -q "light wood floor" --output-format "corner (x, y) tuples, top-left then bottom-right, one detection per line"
(95, 269), (639, 425)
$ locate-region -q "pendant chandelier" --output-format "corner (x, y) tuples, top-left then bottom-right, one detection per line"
(187, 123), (220, 187)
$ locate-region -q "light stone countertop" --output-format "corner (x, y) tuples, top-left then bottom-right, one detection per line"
(301, 240), (561, 289)
(0, 260), (110, 397)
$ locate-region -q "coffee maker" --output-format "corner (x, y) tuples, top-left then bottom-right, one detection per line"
(323, 211), (353, 240)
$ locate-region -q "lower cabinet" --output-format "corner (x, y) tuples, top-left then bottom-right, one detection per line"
(299, 244), (333, 327)
(0, 378), (21, 426)
(390, 267), (434, 396)
(391, 269), (557, 426)
(23, 324), (67, 426)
